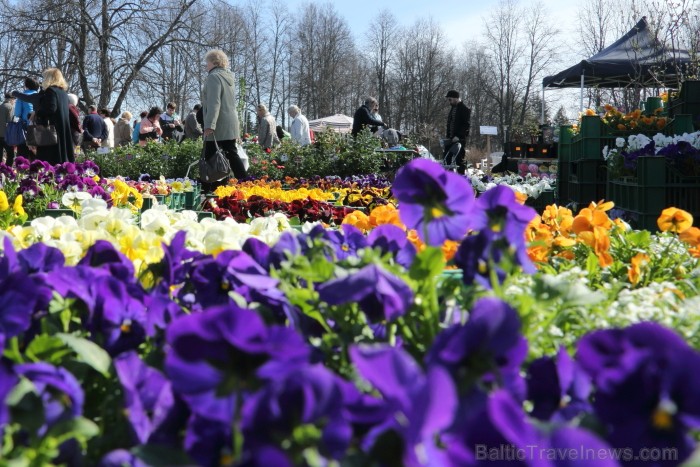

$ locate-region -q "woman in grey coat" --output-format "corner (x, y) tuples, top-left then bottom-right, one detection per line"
(201, 49), (246, 185)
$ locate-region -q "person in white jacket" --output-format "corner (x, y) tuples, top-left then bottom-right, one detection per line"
(99, 108), (115, 148)
(287, 105), (311, 146)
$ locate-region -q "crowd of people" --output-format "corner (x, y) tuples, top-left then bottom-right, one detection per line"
(0, 51), (472, 180)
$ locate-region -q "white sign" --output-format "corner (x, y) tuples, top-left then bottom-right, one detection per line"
(480, 126), (498, 135)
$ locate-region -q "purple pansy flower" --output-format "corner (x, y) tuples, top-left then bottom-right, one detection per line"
(577, 322), (700, 465)
(443, 389), (618, 467)
(426, 297), (527, 399)
(242, 237), (272, 271)
(165, 304), (308, 424)
(92, 276), (147, 356)
(78, 240), (134, 282)
(15, 363), (84, 434)
(113, 351), (177, 444)
(325, 224), (368, 260)
(393, 158), (476, 246)
(317, 264), (413, 323)
(368, 224), (417, 269)
(242, 361), (352, 459)
(526, 346), (592, 422)
(98, 450), (147, 467)
(350, 344), (457, 465)
(472, 185), (537, 250)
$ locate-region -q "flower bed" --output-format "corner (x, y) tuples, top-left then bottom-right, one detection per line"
(0, 159), (699, 465)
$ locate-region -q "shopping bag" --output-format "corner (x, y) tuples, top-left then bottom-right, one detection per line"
(5, 120), (26, 146)
(236, 142), (249, 171)
(199, 138), (231, 182)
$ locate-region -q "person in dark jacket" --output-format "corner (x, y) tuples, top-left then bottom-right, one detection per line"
(351, 97), (387, 137)
(445, 90), (471, 174)
(82, 105), (107, 150)
(14, 68), (74, 164)
(0, 93), (15, 166)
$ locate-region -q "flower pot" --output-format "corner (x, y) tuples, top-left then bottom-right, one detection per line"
(154, 194), (166, 206)
(141, 197), (154, 211)
(197, 211), (214, 221)
(184, 191), (196, 209)
(43, 208), (75, 218)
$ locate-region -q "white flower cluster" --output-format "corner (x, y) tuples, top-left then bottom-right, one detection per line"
(612, 130), (700, 154)
(469, 172), (554, 199)
(0, 199), (300, 269)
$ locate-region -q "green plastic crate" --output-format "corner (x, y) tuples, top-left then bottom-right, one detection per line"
(570, 136), (617, 162)
(607, 157), (700, 230)
(679, 80), (700, 103)
(569, 160), (607, 184)
(568, 180), (607, 207)
(580, 116), (602, 138)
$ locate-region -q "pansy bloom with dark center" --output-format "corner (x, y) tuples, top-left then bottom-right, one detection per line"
(317, 264), (413, 323)
(577, 322), (700, 465)
(393, 159), (476, 246)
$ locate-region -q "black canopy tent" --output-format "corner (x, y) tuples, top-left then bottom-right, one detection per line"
(542, 17), (691, 117)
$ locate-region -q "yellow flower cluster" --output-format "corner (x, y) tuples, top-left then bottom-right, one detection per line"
(214, 184), (334, 203)
(111, 179), (143, 212)
(0, 191), (27, 229)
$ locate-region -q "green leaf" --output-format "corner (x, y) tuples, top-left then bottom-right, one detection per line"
(409, 246), (445, 282)
(585, 251), (599, 276)
(46, 416), (100, 445)
(25, 335), (70, 364)
(132, 444), (194, 466)
(56, 334), (111, 377)
(288, 215), (301, 226)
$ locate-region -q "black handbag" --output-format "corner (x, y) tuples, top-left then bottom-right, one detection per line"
(27, 124), (58, 147)
(199, 137), (231, 182)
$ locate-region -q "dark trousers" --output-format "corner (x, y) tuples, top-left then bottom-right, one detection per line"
(0, 137), (15, 166)
(202, 139), (247, 192)
(455, 138), (467, 174)
(16, 143), (33, 161)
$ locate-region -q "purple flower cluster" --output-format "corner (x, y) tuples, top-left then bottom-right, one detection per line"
(394, 159), (536, 287)
(0, 159), (697, 465)
(0, 158), (110, 209)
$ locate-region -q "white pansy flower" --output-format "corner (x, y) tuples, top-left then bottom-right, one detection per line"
(80, 197), (109, 216)
(140, 210), (171, 235)
(62, 192), (92, 211)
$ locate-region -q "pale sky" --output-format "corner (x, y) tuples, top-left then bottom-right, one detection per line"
(283, 0), (585, 117)
(284, 0), (582, 55)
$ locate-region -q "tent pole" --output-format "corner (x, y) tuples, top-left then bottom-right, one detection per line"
(580, 71), (585, 111)
(541, 85), (545, 124)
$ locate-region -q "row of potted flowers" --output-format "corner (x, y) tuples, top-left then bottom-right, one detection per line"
(0, 159), (698, 465)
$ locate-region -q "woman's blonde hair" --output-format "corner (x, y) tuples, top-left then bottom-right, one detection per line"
(121, 111), (132, 120)
(205, 49), (229, 69)
(42, 68), (68, 90)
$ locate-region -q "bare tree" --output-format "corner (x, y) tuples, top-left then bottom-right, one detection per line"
(519, 2), (560, 124)
(0, 0), (199, 115)
(363, 9), (399, 124)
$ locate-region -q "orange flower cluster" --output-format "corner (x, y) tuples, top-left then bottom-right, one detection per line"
(342, 204), (460, 263)
(601, 105), (667, 133)
(527, 203), (699, 285)
(526, 200), (622, 268)
(660, 207), (700, 258)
